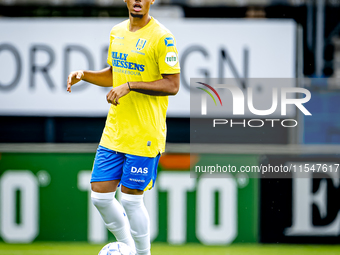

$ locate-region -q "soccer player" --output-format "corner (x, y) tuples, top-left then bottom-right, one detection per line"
(66, 0), (180, 254)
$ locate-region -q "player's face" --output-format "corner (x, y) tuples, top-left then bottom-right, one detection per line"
(124, 0), (155, 18)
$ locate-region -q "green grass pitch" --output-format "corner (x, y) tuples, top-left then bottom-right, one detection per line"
(1, 242), (340, 255)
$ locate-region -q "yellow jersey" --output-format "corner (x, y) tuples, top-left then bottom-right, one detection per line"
(99, 17), (180, 157)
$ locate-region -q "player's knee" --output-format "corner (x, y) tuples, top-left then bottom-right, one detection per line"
(91, 197), (109, 210)
(121, 193), (149, 230)
(121, 193), (143, 211)
(91, 190), (115, 210)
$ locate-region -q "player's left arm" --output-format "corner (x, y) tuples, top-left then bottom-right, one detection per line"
(130, 73), (180, 96)
(106, 73), (179, 105)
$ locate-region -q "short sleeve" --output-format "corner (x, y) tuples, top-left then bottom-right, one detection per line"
(156, 33), (180, 75)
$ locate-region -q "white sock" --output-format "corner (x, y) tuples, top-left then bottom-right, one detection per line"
(121, 193), (150, 255)
(91, 191), (136, 252)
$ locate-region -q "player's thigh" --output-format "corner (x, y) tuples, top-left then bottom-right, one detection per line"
(121, 184), (144, 195)
(120, 153), (161, 192)
(92, 180), (120, 193)
(90, 145), (125, 192)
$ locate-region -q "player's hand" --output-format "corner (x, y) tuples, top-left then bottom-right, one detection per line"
(67, 70), (84, 93)
(106, 83), (130, 106)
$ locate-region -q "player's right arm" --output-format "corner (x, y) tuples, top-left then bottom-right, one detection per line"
(67, 66), (113, 93)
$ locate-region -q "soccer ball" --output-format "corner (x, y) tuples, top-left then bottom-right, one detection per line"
(98, 242), (135, 255)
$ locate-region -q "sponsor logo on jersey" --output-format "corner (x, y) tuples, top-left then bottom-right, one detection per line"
(114, 35), (124, 40)
(112, 52), (128, 61)
(111, 51), (145, 72)
(131, 167), (148, 174)
(164, 37), (175, 47)
(131, 50), (145, 56)
(136, 38), (147, 51)
(165, 52), (178, 67)
(111, 35), (124, 45)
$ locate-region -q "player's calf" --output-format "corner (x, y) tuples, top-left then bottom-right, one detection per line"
(91, 191), (136, 253)
(121, 193), (150, 255)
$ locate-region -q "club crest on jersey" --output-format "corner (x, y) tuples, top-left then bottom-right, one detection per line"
(164, 37), (175, 47)
(136, 38), (147, 51)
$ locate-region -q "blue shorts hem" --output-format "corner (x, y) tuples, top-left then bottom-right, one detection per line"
(90, 177), (121, 183)
(119, 180), (147, 191)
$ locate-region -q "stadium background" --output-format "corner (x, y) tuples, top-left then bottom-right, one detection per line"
(1, 0), (340, 254)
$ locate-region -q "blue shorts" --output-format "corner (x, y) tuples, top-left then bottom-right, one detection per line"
(90, 145), (160, 191)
